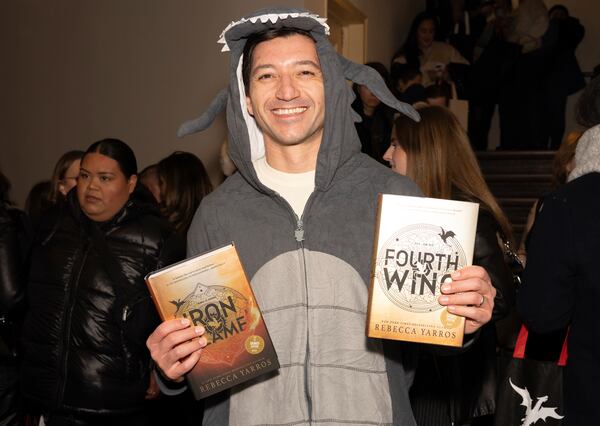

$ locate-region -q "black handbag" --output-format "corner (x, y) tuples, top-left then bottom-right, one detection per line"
(494, 325), (568, 426)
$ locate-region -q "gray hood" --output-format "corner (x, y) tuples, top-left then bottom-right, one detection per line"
(178, 7), (419, 191)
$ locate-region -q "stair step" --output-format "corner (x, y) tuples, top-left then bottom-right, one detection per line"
(478, 151), (555, 244)
(477, 151), (555, 175)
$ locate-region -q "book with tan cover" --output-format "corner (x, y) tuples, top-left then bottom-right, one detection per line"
(367, 194), (478, 347)
(145, 243), (279, 399)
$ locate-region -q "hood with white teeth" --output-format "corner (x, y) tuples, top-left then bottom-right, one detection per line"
(177, 6), (419, 192)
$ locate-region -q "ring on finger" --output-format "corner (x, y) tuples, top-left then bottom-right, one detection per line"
(477, 295), (485, 307)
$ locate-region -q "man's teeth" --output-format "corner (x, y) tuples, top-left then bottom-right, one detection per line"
(273, 107), (307, 115)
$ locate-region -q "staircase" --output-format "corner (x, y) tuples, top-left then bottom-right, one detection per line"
(477, 151), (556, 244)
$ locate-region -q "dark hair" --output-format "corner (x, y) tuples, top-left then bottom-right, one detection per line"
(25, 180), (52, 229)
(548, 5), (569, 17)
(425, 81), (452, 105)
(157, 151), (213, 234)
(83, 138), (137, 178)
(49, 150), (85, 203)
(576, 76), (600, 128)
(0, 169), (12, 205)
(391, 63), (422, 85)
(392, 12), (438, 67)
(242, 27), (316, 94)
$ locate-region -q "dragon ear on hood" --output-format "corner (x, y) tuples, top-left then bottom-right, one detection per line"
(338, 54), (420, 122)
(178, 88), (229, 138)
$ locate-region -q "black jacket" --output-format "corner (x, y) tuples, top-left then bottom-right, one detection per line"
(21, 189), (185, 415)
(0, 204), (30, 317)
(519, 173), (600, 426)
(410, 208), (515, 424)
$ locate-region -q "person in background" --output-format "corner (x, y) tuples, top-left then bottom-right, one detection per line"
(219, 138), (238, 177)
(541, 4), (585, 149)
(425, 81), (452, 107)
(391, 64), (428, 107)
(518, 75), (600, 426)
(351, 62), (395, 164)
(157, 151), (213, 236)
(48, 150), (84, 204)
(20, 138), (185, 425)
(392, 11), (469, 87)
(0, 170), (31, 426)
(384, 105), (514, 426)
(139, 164), (161, 203)
(518, 131), (582, 264)
(24, 180), (52, 232)
(498, 0), (550, 150)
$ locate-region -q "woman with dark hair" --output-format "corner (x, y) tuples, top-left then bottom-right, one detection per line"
(351, 62), (395, 163)
(157, 151), (213, 235)
(392, 11), (468, 87)
(0, 170), (31, 425)
(384, 106), (514, 425)
(20, 138), (185, 425)
(48, 150), (85, 203)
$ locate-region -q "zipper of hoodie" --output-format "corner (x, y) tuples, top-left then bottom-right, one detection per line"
(271, 189), (316, 422)
(56, 240), (90, 407)
(294, 214), (313, 422)
(294, 190), (319, 423)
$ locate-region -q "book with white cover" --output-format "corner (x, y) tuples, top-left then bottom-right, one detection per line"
(367, 194), (479, 347)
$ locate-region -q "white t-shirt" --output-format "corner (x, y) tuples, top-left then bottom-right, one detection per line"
(253, 156), (315, 218)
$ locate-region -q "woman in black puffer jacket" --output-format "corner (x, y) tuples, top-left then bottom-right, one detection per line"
(21, 139), (185, 425)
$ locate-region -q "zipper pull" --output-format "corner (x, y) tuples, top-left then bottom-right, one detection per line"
(295, 219), (305, 242)
(122, 305), (129, 322)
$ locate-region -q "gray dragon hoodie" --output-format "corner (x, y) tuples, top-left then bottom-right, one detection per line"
(181, 7), (422, 425)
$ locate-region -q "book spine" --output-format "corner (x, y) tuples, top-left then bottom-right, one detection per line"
(366, 194), (384, 336)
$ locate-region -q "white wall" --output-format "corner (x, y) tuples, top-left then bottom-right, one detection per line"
(0, 1), (304, 206)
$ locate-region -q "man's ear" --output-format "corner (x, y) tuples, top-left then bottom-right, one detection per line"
(128, 175), (138, 194)
(245, 96), (254, 116)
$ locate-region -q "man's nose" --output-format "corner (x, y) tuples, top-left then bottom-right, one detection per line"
(275, 74), (300, 101)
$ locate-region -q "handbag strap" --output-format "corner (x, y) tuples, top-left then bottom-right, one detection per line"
(513, 324), (569, 366)
(558, 329), (569, 366)
(513, 324), (529, 359)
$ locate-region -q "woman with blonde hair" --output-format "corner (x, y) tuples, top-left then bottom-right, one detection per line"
(384, 105), (514, 425)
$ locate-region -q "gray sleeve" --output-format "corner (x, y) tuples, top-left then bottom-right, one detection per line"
(153, 370), (188, 396)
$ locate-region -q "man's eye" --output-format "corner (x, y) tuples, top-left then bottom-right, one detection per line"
(257, 73), (273, 81)
(299, 70), (316, 77)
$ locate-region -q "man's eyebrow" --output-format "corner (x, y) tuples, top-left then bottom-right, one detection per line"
(251, 60), (321, 75)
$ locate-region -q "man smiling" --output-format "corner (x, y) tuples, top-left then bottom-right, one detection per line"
(147, 8), (496, 425)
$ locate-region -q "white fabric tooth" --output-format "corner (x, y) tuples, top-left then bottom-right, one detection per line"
(290, 13), (299, 18)
(280, 13), (289, 20)
(221, 45), (230, 52)
(217, 36), (225, 44)
(268, 14), (278, 24)
(250, 17), (258, 23)
(260, 15), (269, 23)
